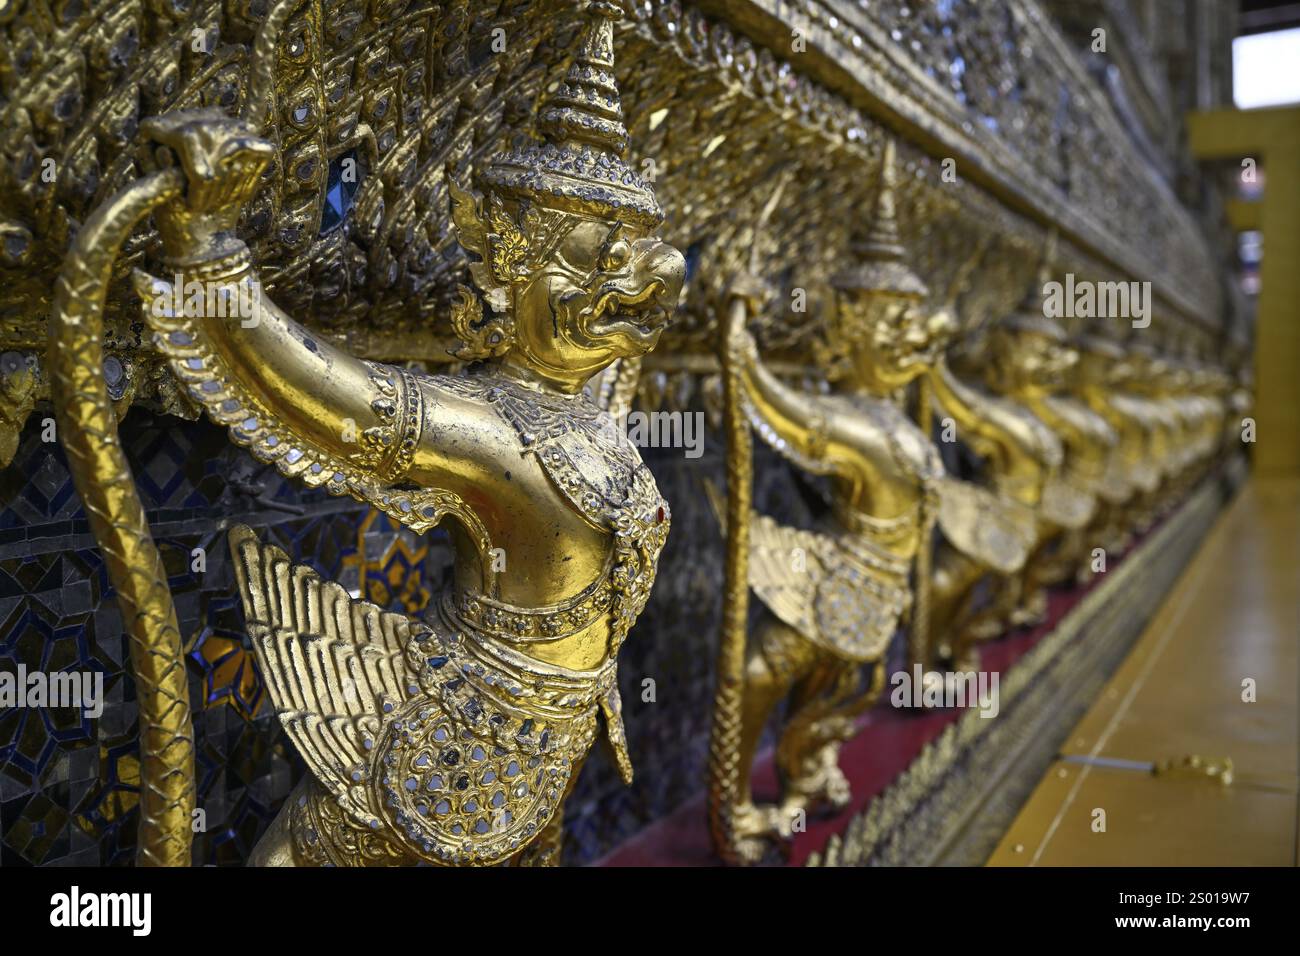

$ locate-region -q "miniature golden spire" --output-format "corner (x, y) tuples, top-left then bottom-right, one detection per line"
(1003, 226), (1068, 338)
(482, 1), (662, 226)
(833, 138), (928, 297)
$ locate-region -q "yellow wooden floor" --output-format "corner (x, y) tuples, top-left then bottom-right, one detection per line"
(988, 477), (1300, 866)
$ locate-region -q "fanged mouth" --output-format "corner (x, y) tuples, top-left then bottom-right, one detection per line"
(891, 340), (935, 369)
(585, 280), (672, 341)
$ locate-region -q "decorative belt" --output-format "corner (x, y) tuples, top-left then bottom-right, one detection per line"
(825, 509), (916, 580)
(430, 598), (619, 718)
(832, 501), (923, 558)
(993, 473), (1042, 505)
(442, 556), (615, 644)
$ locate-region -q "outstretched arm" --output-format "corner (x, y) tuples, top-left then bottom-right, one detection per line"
(722, 283), (838, 474)
(143, 264), (414, 481)
(140, 112), (412, 481)
(928, 355), (1009, 461)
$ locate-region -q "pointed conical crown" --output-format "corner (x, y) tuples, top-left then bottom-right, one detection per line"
(832, 138), (928, 297)
(481, 1), (662, 227)
(1001, 228), (1067, 340)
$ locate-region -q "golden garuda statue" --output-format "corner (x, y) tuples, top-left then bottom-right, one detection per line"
(1109, 342), (1181, 530)
(970, 269), (1116, 612)
(50, 0), (684, 867)
(920, 303), (1062, 672)
(1159, 351), (1224, 494)
(706, 141), (1031, 863)
(1069, 333), (1148, 558)
(1014, 320), (1120, 591)
(1187, 359), (1230, 480)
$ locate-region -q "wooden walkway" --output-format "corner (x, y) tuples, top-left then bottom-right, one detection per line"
(989, 478), (1300, 866)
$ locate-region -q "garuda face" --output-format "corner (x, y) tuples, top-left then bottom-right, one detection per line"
(1075, 337), (1133, 390)
(837, 291), (941, 393)
(444, 0), (685, 393)
(447, 182), (686, 392)
(513, 214), (685, 384)
(989, 323), (1077, 397)
(828, 135), (943, 395)
(1125, 347), (1171, 395)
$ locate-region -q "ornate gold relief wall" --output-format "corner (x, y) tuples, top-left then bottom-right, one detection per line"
(2, 0), (1236, 439)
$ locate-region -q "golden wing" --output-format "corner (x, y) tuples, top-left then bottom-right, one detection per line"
(703, 479), (821, 635)
(228, 524), (418, 830)
(1038, 473), (1096, 530)
(1127, 457), (1162, 494)
(935, 477), (1037, 575)
(1096, 453), (1133, 505)
(748, 514), (825, 638)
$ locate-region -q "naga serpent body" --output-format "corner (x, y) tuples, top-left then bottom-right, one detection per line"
(42, 0), (303, 867)
(708, 293), (756, 865)
(47, 168), (195, 866)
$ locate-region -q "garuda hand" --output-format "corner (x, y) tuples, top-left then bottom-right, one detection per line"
(141, 110), (275, 261)
(721, 270), (775, 354)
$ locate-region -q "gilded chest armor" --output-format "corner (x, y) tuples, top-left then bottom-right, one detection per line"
(427, 372), (669, 780)
(432, 371), (670, 659)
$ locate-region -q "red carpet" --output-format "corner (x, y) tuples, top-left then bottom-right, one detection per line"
(596, 516), (1168, 866)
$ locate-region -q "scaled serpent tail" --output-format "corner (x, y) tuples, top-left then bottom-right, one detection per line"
(48, 168), (196, 866)
(40, 0), (303, 863)
(707, 295), (753, 865)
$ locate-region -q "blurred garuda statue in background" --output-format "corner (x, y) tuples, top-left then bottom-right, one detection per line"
(707, 141), (1033, 864)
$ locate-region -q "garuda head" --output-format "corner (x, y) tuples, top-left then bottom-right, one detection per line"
(823, 139), (941, 394)
(984, 240), (1077, 399)
(449, 1), (686, 393)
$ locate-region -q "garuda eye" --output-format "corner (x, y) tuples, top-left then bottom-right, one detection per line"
(599, 239), (632, 272)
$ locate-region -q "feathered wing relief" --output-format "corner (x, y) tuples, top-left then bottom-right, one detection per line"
(748, 515), (911, 663)
(705, 480), (911, 664)
(1038, 472), (1097, 531)
(744, 515), (824, 646)
(934, 477), (1038, 576)
(228, 524), (607, 866)
(229, 525), (411, 830)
